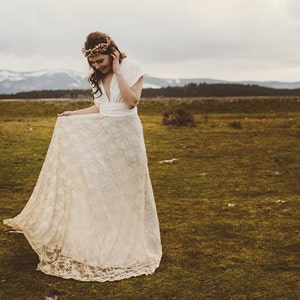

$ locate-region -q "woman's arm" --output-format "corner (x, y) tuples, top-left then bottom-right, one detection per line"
(111, 51), (143, 109)
(58, 104), (99, 117)
(115, 73), (143, 109)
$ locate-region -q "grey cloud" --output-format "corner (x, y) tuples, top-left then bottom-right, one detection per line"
(1, 0), (300, 80)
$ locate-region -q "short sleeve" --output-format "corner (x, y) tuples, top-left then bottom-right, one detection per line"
(120, 59), (146, 87)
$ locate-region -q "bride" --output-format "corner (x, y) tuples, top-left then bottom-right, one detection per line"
(3, 31), (162, 282)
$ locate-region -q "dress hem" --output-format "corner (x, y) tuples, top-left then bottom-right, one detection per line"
(37, 260), (161, 282)
(4, 219), (162, 282)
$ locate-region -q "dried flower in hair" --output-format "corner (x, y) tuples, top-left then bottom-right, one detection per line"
(82, 36), (111, 57)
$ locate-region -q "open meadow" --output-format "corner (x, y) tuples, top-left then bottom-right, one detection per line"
(0, 97), (300, 299)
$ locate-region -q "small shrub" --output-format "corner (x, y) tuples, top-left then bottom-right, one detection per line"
(162, 108), (195, 127)
(229, 121), (242, 129)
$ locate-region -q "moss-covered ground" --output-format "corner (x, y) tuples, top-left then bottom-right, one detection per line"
(1, 97), (299, 299)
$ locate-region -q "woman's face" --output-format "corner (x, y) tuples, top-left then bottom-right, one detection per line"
(88, 53), (112, 73)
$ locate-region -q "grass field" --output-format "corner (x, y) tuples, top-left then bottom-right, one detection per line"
(1, 97), (300, 299)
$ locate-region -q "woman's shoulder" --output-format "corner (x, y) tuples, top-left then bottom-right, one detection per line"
(119, 58), (145, 85)
(120, 58), (141, 70)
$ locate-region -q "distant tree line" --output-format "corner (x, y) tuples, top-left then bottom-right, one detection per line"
(142, 83), (300, 97)
(1, 83), (300, 99)
(0, 89), (91, 100)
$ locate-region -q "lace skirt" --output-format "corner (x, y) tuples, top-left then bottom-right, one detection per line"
(4, 113), (162, 282)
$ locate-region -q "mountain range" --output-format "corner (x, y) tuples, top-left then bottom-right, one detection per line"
(1, 69), (300, 94)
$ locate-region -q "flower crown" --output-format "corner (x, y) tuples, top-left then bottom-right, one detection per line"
(81, 36), (111, 57)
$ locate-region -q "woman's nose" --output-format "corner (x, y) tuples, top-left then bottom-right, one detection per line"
(93, 62), (100, 69)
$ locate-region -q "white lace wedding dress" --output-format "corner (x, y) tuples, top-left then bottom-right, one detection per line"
(3, 59), (162, 282)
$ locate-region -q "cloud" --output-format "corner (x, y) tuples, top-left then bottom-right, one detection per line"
(1, 0), (300, 80)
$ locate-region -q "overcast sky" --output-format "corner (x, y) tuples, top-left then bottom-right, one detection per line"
(1, 0), (300, 81)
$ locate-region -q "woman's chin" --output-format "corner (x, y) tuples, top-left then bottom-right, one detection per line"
(100, 67), (111, 74)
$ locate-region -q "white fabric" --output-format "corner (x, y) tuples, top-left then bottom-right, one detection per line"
(3, 59), (162, 282)
(93, 58), (144, 107)
(99, 102), (137, 117)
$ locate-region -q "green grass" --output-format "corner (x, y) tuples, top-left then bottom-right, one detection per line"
(1, 97), (300, 299)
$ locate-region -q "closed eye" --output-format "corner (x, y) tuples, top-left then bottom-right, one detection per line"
(89, 58), (104, 65)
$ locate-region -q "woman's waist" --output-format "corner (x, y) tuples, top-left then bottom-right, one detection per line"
(99, 102), (137, 117)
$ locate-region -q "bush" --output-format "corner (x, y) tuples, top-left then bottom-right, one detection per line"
(162, 108), (196, 127)
(229, 121), (242, 129)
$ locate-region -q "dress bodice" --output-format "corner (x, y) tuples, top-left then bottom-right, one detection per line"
(92, 59), (145, 117)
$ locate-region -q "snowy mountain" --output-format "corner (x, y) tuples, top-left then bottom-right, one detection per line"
(0, 69), (300, 94)
(0, 69), (89, 94)
(143, 77), (300, 90)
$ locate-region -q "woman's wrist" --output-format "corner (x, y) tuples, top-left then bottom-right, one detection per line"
(58, 111), (72, 117)
(114, 68), (122, 76)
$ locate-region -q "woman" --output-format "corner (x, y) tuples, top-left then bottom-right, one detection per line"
(4, 32), (162, 282)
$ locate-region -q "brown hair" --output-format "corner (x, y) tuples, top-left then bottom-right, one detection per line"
(84, 32), (126, 96)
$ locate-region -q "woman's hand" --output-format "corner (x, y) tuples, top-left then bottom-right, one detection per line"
(111, 50), (121, 74)
(57, 111), (73, 117)
(57, 105), (99, 117)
